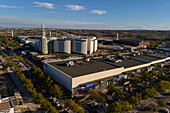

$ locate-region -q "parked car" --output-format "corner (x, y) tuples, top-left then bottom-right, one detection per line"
(91, 102), (98, 107)
(101, 103), (108, 108)
(162, 109), (169, 113)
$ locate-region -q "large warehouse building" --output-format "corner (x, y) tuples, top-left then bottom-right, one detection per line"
(43, 54), (170, 96)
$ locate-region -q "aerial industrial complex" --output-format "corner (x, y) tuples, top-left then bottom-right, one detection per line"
(18, 24), (98, 55)
(43, 53), (170, 96)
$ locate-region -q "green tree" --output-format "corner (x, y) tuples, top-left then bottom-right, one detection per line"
(121, 101), (132, 111)
(157, 101), (166, 107)
(155, 80), (170, 93)
(44, 76), (53, 89)
(141, 71), (150, 81)
(142, 87), (157, 99)
(128, 96), (139, 107)
(34, 93), (44, 104)
(108, 101), (122, 113)
(90, 90), (106, 103)
(24, 78), (34, 92)
(133, 77), (141, 84)
(65, 99), (84, 113)
(153, 107), (158, 112)
(2, 64), (8, 71)
(49, 84), (63, 99)
(150, 70), (157, 76)
(107, 84), (116, 95)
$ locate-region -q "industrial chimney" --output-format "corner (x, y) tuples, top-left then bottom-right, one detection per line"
(116, 33), (119, 40)
(49, 31), (51, 37)
(11, 30), (13, 37)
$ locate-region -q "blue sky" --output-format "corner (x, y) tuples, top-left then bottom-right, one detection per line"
(0, 0), (170, 30)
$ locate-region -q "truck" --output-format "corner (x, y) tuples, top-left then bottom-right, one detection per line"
(65, 58), (91, 67)
(65, 61), (74, 67)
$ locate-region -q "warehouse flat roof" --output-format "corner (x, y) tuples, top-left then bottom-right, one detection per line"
(48, 59), (118, 77)
(134, 55), (162, 62)
(114, 59), (146, 68)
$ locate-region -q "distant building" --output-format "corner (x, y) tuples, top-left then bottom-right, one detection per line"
(53, 39), (71, 54)
(18, 24), (98, 55)
(72, 38), (88, 54)
(41, 24), (48, 54)
(0, 95), (14, 113)
(113, 39), (150, 47)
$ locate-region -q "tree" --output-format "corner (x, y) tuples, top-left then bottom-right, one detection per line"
(121, 101), (132, 111)
(90, 90), (106, 103)
(128, 96), (139, 107)
(157, 101), (166, 107)
(133, 77), (141, 84)
(49, 84), (63, 99)
(136, 93), (142, 102)
(142, 87), (157, 99)
(34, 93), (44, 104)
(107, 84), (116, 95)
(41, 100), (59, 113)
(153, 107), (158, 112)
(150, 70), (157, 76)
(141, 71), (150, 81)
(108, 101), (122, 113)
(155, 80), (170, 93)
(44, 76), (53, 89)
(65, 99), (84, 113)
(2, 64), (8, 71)
(31, 88), (38, 98)
(24, 78), (34, 92)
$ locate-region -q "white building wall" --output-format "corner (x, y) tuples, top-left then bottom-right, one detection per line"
(71, 40), (76, 53)
(72, 67), (124, 88)
(124, 63), (150, 72)
(72, 39), (87, 54)
(87, 38), (94, 54)
(80, 41), (87, 54)
(150, 59), (167, 65)
(63, 40), (71, 54)
(53, 40), (71, 54)
(53, 40), (59, 52)
(94, 39), (98, 52)
(43, 63), (72, 90)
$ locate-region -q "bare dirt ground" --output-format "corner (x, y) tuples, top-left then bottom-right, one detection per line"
(0, 63), (16, 97)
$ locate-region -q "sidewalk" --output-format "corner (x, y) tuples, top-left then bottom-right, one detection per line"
(0, 55), (42, 113)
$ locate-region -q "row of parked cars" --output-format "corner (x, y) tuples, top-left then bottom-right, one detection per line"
(90, 102), (108, 108)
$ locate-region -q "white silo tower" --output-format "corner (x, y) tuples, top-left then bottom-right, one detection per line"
(41, 24), (48, 54)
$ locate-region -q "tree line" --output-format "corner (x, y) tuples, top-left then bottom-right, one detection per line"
(1, 52), (15, 68)
(12, 52), (25, 63)
(30, 66), (63, 99)
(30, 66), (84, 113)
(106, 80), (169, 113)
(14, 67), (59, 113)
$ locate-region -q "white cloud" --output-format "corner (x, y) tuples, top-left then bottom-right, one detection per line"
(90, 10), (106, 15)
(0, 5), (21, 8)
(65, 5), (85, 11)
(33, 2), (55, 9)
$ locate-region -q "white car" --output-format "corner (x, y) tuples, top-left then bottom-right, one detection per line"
(102, 103), (108, 108)
(90, 102), (98, 107)
(114, 60), (122, 63)
(162, 109), (169, 113)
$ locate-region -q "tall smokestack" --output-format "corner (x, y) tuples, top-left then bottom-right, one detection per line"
(116, 33), (119, 40)
(11, 30), (13, 37)
(42, 24), (45, 32)
(42, 24), (46, 38)
(49, 31), (51, 37)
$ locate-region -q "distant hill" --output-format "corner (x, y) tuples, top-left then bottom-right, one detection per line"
(0, 29), (170, 40)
